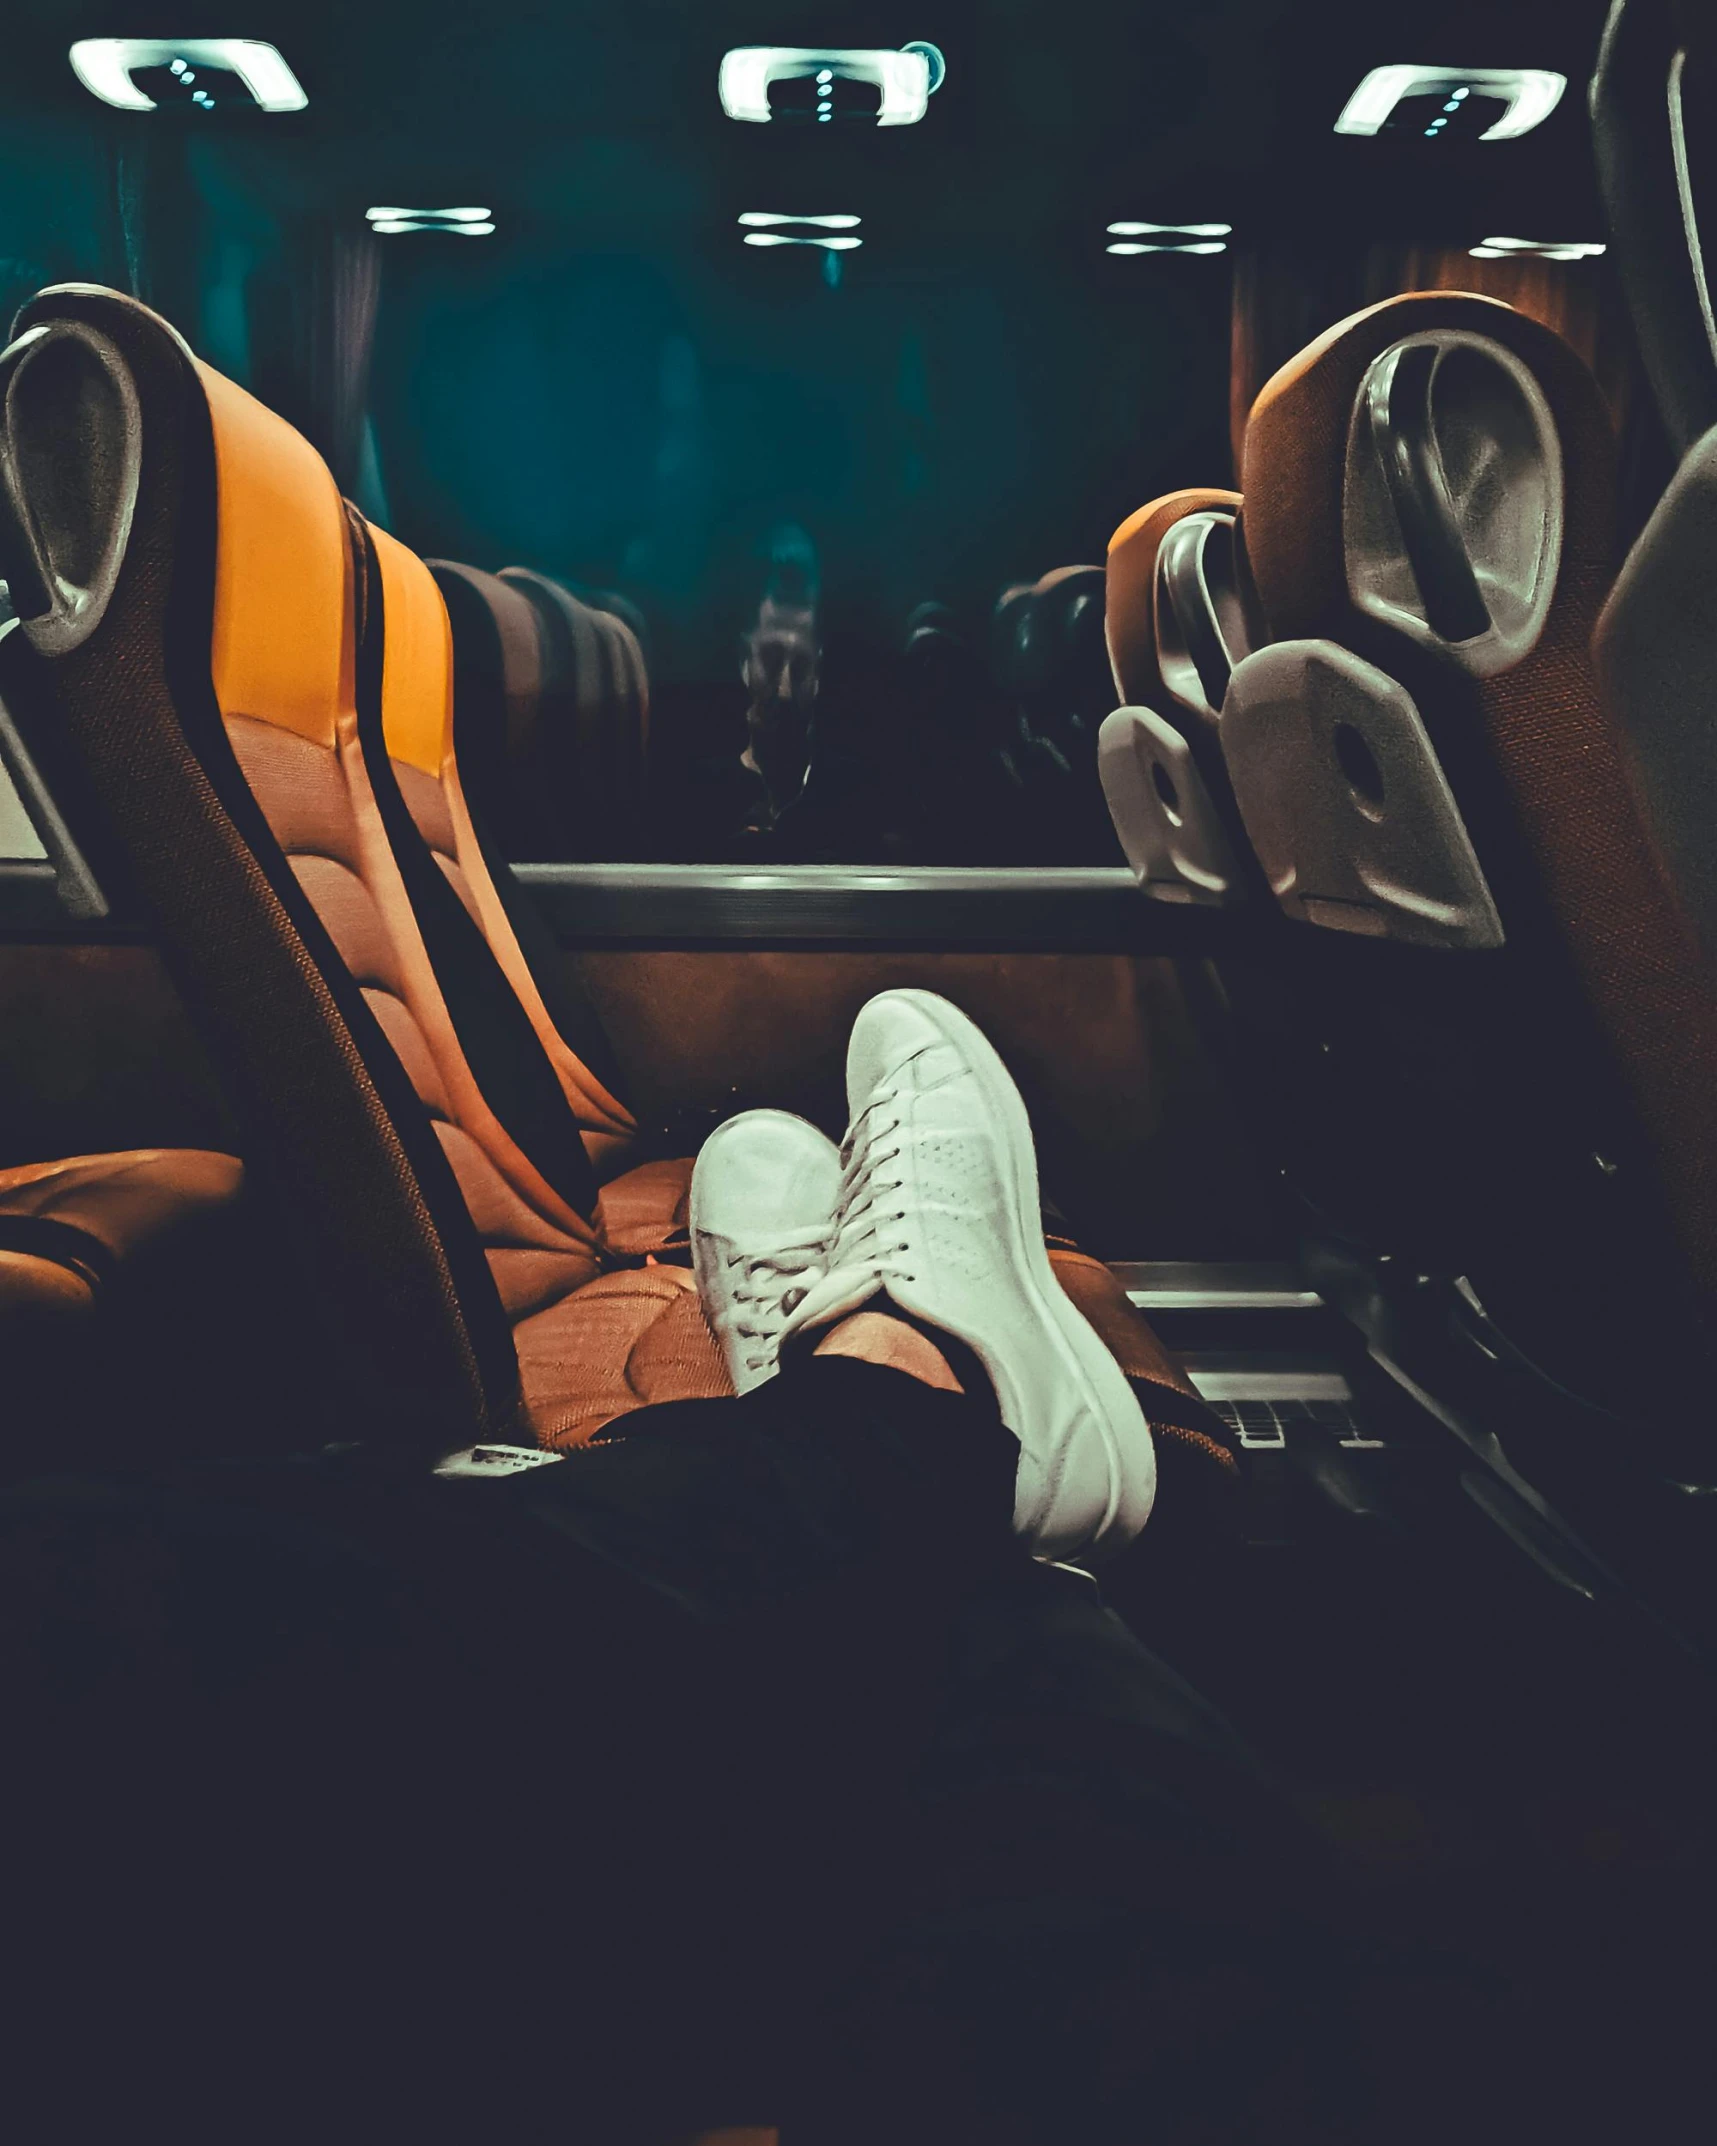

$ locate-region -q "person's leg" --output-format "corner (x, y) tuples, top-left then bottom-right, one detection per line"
(795, 1553), (1363, 2146)
(499, 1306), (1349, 2146)
(676, 997), (1362, 2141)
(1, 988), (1343, 2139)
(0, 1323), (1022, 2145)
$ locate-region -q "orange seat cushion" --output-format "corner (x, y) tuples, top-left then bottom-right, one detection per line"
(598, 1154), (695, 1257)
(0, 1148), (245, 1325)
(520, 1264), (730, 1448)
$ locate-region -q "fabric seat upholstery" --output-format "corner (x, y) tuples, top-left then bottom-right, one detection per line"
(361, 522), (696, 1259)
(499, 564), (651, 857)
(0, 287), (703, 1452)
(426, 557), (650, 863)
(0, 284), (1220, 1473)
(0, 1146), (242, 1328)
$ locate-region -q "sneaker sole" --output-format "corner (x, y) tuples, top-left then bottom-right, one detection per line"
(867, 991), (1157, 1559)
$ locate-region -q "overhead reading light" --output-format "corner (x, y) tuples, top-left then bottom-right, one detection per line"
(366, 207), (495, 236)
(1333, 65), (1566, 141)
(69, 37), (307, 112)
(1106, 222), (1231, 256)
(739, 212), (862, 229)
(742, 213), (867, 230)
(743, 233), (863, 251)
(1470, 235), (1606, 261)
(739, 213), (863, 254)
(1107, 221), (1231, 238)
(719, 43), (945, 125)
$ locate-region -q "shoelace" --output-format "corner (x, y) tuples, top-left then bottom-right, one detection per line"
(727, 1234), (828, 1373)
(825, 1089), (917, 1290)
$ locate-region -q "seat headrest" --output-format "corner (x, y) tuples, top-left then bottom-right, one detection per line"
(901, 603), (989, 734)
(988, 582), (1036, 688)
(1, 285), (354, 745)
(425, 558), (545, 763)
(197, 360), (353, 746)
(579, 583), (649, 649)
(1593, 0), (1717, 456)
(1242, 292), (1612, 671)
(499, 567), (606, 716)
(370, 525), (455, 779)
(905, 599), (958, 639)
(1106, 489), (1243, 710)
(1012, 566), (1102, 698)
(989, 570), (1101, 699)
(1032, 563), (1105, 618)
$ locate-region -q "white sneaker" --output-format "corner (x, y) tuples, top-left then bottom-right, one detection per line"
(691, 1109), (843, 1393)
(781, 990), (1157, 1562)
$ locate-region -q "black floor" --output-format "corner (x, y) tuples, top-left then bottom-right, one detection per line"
(1109, 1298), (1717, 2146)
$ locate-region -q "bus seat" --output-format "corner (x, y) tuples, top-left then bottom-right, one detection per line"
(500, 564), (651, 855)
(1232, 288), (1717, 1402)
(360, 517), (695, 1245)
(0, 1145), (254, 1462)
(417, 557), (544, 852)
(0, 285), (710, 1454)
(1107, 488), (1244, 714)
(366, 523), (1213, 1410)
(0, 284), (1231, 1472)
(426, 556), (650, 862)
(0, 1148), (242, 1306)
(1099, 489), (1256, 907)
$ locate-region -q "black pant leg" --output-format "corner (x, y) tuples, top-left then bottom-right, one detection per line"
(497, 1354), (1021, 1617)
(0, 1361), (1021, 2141)
(2, 1359), (1350, 2143)
(492, 1359), (1358, 2143)
(793, 1560), (1368, 2146)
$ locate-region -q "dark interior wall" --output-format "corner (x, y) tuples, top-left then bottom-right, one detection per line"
(0, 948), (233, 1166)
(571, 948), (1279, 1256)
(0, 106), (126, 325)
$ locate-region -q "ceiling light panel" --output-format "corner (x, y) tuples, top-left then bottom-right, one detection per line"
(367, 207), (495, 236)
(1470, 236), (1606, 260)
(1107, 221), (1232, 238)
(739, 213), (863, 255)
(1333, 65), (1567, 142)
(739, 213), (862, 229)
(742, 233), (863, 251)
(719, 46), (943, 126)
(1106, 221), (1231, 256)
(69, 38), (307, 112)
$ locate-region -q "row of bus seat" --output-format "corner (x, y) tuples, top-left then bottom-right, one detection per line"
(348, 549), (1120, 872)
(892, 567), (1121, 863)
(1097, 286), (1717, 1451)
(7, 271), (1711, 1477)
(425, 558), (651, 862)
(706, 569), (1122, 865)
(0, 282), (1195, 1472)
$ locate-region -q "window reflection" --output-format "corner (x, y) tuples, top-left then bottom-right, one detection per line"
(372, 241), (1227, 868)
